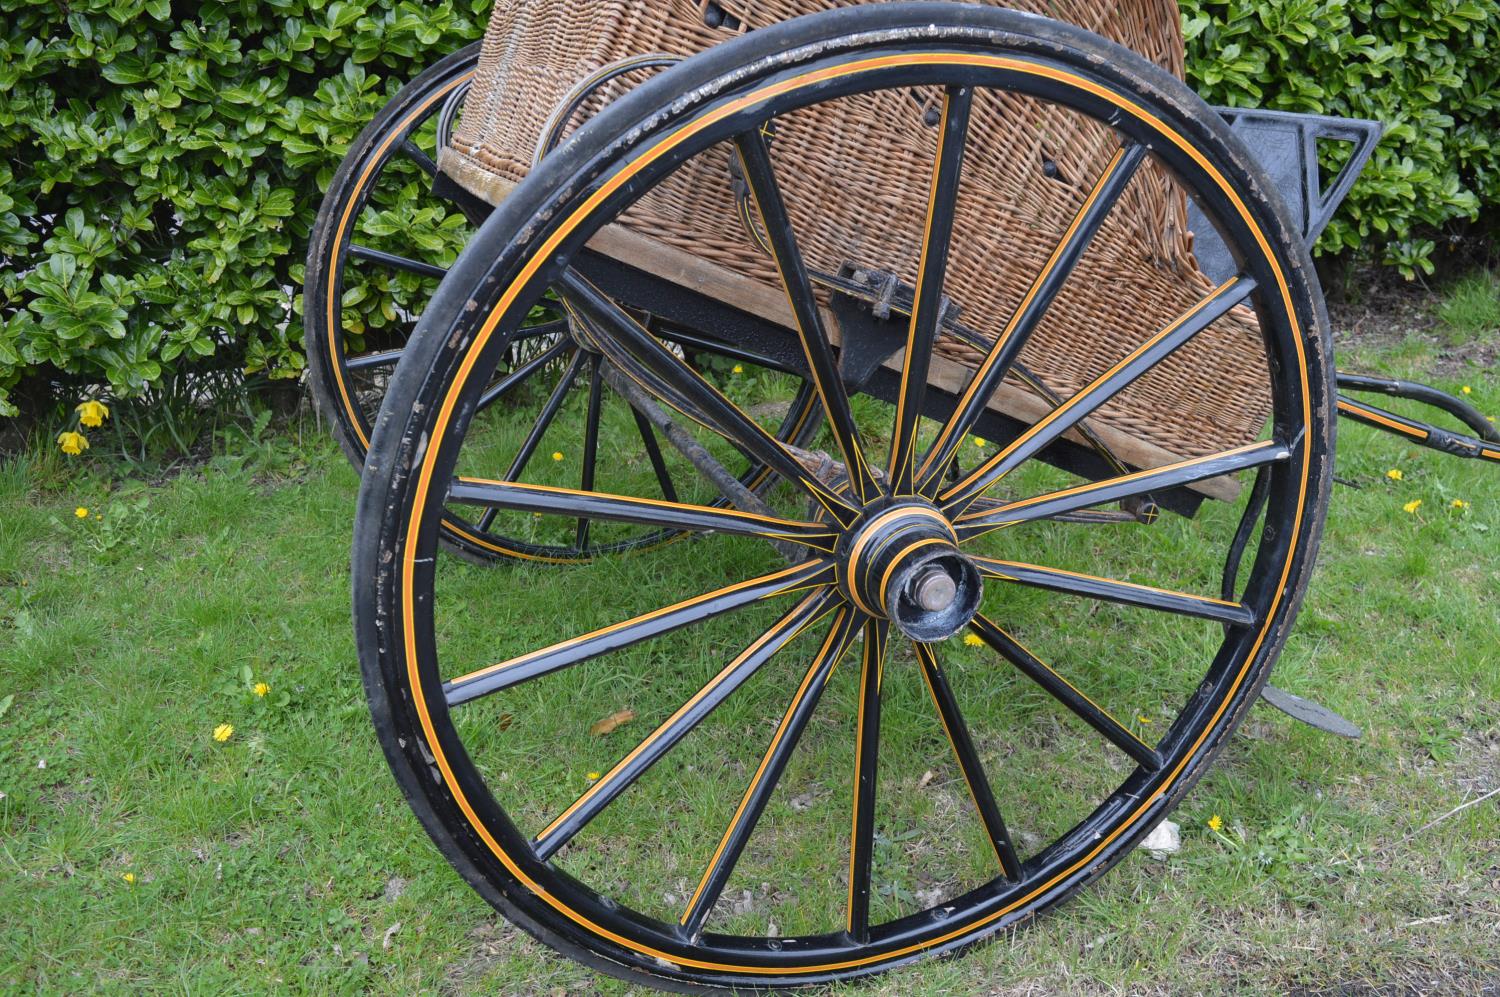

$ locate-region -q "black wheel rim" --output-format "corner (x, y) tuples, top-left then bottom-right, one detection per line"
(356, 12), (1333, 990)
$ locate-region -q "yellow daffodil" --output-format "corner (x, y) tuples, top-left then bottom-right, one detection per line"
(1403, 499), (1423, 514)
(213, 723), (234, 743)
(75, 507), (89, 519)
(1460, 385), (1472, 395)
(1385, 468), (1403, 481)
(551, 451), (564, 462)
(732, 364), (744, 374)
(253, 682), (270, 697)
(122, 872), (136, 884)
(75, 399), (110, 428)
(1451, 499), (1469, 510)
(57, 431), (88, 455)
(962, 633), (984, 647)
(1207, 814), (1223, 832)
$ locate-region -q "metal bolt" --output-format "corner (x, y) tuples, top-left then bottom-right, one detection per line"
(911, 569), (957, 613)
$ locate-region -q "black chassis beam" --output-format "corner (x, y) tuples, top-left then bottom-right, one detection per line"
(575, 247), (1206, 519)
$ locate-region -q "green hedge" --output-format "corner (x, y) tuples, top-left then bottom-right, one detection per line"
(1181, 0), (1500, 276)
(0, 0), (489, 421)
(2, 0), (1497, 424)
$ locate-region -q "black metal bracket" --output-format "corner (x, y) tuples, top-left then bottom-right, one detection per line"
(827, 291), (910, 393)
(1190, 107), (1383, 282)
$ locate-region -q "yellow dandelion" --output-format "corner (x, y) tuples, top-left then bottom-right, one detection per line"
(1403, 499), (1423, 514)
(213, 723), (234, 743)
(1137, 714), (1153, 725)
(75, 399), (110, 428)
(962, 633), (984, 647)
(122, 872), (136, 884)
(586, 771), (601, 781)
(75, 507), (89, 519)
(551, 451), (564, 462)
(1207, 814), (1223, 832)
(253, 682), (270, 697)
(972, 436), (987, 448)
(732, 364), (744, 374)
(1385, 468), (1403, 482)
(1451, 499), (1469, 510)
(1460, 385), (1472, 395)
(57, 431), (88, 456)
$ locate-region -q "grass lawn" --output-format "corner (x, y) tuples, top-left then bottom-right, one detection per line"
(1, 272), (1497, 994)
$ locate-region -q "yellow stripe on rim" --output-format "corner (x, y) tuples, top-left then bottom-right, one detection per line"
(395, 50), (1314, 975)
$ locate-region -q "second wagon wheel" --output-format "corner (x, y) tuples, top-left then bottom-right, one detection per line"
(355, 5), (1334, 991)
(304, 45), (819, 563)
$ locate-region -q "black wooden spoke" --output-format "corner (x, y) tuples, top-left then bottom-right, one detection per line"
(400, 136), (438, 178)
(448, 479), (841, 552)
(531, 590), (839, 861)
(917, 143), (1147, 494)
(970, 616), (1161, 771)
(1221, 466), (1272, 604)
(473, 338), (572, 415)
(349, 242), (449, 280)
(505, 349), (584, 483)
(847, 617), (889, 942)
(943, 275), (1256, 516)
(345, 347), (405, 372)
(679, 606), (861, 937)
(734, 129), (881, 504)
(973, 557), (1256, 627)
(632, 406), (679, 502)
(890, 87), (973, 494)
(912, 642), (1021, 880)
(444, 561), (834, 707)
(475, 348), (589, 533)
(559, 271), (857, 523)
(575, 357), (605, 550)
(955, 438), (1291, 541)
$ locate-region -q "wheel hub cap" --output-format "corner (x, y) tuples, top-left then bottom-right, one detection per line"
(839, 501), (982, 642)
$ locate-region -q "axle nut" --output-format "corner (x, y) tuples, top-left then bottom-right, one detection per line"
(911, 569), (957, 612)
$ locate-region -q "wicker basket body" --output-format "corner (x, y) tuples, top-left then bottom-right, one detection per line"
(439, 0), (1271, 465)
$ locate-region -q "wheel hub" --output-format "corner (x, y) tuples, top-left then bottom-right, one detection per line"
(838, 501), (982, 642)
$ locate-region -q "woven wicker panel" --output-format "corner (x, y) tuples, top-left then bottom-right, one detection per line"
(441, 0), (1272, 462)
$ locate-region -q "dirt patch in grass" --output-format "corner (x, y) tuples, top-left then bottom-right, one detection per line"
(1328, 268), (1442, 352)
(1328, 261), (1499, 376)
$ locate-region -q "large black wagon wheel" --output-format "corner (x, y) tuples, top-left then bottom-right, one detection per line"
(355, 5), (1334, 991)
(304, 45), (817, 564)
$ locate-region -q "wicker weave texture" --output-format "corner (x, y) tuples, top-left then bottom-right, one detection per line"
(441, 1), (1272, 462)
